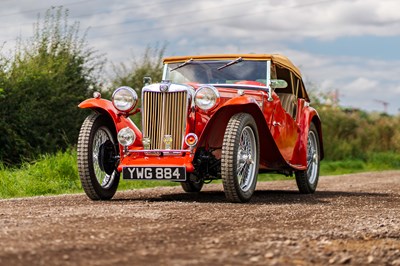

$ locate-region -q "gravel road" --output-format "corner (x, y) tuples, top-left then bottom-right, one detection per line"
(0, 171), (399, 266)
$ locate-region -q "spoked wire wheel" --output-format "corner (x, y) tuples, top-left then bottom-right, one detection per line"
(222, 113), (259, 203)
(295, 122), (320, 193)
(236, 126), (257, 192)
(77, 114), (120, 200)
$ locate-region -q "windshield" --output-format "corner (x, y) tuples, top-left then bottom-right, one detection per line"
(164, 60), (268, 86)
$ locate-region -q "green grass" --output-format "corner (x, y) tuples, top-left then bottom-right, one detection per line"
(1, 150), (399, 199)
(0, 149), (179, 199)
(320, 152), (400, 175)
(0, 149), (81, 199)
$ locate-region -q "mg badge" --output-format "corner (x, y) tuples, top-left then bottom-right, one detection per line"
(159, 80), (171, 92)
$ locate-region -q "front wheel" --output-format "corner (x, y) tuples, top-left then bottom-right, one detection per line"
(77, 114), (120, 200)
(295, 122), (320, 193)
(221, 113), (260, 203)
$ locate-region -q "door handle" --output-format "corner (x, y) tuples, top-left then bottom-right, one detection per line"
(273, 121), (282, 127)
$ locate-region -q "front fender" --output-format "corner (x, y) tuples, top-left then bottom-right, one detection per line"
(78, 98), (142, 146)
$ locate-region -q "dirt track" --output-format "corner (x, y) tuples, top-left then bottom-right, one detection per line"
(0, 171), (399, 266)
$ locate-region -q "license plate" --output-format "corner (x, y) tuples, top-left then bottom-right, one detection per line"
(122, 167), (186, 181)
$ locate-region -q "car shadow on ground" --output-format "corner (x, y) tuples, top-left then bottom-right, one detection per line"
(113, 189), (391, 205)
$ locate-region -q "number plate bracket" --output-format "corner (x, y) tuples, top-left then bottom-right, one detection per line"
(122, 166), (186, 181)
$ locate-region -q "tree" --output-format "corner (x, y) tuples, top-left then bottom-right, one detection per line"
(112, 44), (165, 91)
(111, 44), (166, 125)
(0, 7), (104, 165)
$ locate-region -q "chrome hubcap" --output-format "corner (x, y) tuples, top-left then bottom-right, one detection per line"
(93, 127), (116, 189)
(307, 130), (319, 184)
(236, 126), (257, 192)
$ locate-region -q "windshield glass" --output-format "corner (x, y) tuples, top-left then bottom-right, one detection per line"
(164, 60), (268, 86)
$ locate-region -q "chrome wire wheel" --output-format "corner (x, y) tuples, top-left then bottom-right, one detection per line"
(306, 130), (319, 184)
(92, 126), (117, 189)
(222, 113), (260, 203)
(236, 126), (257, 192)
(77, 114), (120, 200)
(295, 122), (320, 194)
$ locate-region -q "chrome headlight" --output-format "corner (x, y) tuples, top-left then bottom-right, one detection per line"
(112, 86), (138, 113)
(117, 127), (136, 146)
(194, 85), (220, 111)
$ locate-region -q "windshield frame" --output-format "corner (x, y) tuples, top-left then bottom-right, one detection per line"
(162, 60), (272, 88)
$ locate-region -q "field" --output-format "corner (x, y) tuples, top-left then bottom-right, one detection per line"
(1, 149), (400, 199)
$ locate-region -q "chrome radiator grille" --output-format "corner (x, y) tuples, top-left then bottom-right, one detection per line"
(142, 91), (188, 150)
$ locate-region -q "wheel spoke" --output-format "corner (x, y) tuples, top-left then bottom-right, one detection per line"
(92, 127), (116, 189)
(306, 130), (318, 184)
(236, 126), (257, 192)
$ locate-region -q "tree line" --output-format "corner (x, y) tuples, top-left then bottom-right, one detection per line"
(0, 8), (399, 165)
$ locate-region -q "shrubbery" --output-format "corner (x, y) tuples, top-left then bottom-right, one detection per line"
(318, 107), (400, 161)
(0, 8), (103, 164)
(111, 44), (165, 125)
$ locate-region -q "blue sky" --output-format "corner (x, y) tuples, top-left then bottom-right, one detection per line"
(1, 0), (400, 114)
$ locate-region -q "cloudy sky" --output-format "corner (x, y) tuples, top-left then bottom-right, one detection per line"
(1, 0), (400, 114)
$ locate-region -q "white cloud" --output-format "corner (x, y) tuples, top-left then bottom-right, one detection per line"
(1, 0), (400, 114)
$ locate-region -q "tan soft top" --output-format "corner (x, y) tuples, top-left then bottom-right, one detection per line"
(163, 54), (302, 78)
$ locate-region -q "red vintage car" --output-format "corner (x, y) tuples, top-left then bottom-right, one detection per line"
(77, 54), (323, 203)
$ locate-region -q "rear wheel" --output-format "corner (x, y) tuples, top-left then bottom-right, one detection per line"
(295, 122), (320, 193)
(180, 176), (204, 193)
(221, 113), (260, 203)
(77, 113), (120, 200)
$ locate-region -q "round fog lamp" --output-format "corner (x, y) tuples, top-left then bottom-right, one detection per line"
(118, 127), (136, 146)
(185, 133), (198, 147)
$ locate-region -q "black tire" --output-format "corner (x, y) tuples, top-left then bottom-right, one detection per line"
(221, 113), (260, 203)
(180, 176), (204, 193)
(295, 122), (320, 194)
(77, 113), (120, 200)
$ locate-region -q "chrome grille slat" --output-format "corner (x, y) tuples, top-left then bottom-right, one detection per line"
(142, 91), (188, 150)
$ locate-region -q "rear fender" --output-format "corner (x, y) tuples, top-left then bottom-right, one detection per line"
(292, 103), (324, 166)
(198, 97), (288, 170)
(78, 98), (142, 147)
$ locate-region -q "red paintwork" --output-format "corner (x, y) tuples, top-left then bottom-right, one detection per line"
(79, 84), (322, 173)
(78, 98), (143, 148)
(117, 154), (195, 173)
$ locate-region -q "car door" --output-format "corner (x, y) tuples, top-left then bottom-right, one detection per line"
(269, 66), (300, 161)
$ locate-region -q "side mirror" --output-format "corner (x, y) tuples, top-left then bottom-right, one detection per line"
(143, 76), (152, 86)
(270, 79), (288, 89)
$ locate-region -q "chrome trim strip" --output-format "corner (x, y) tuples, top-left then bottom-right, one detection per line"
(142, 83), (191, 93)
(266, 60), (273, 101)
(162, 64), (168, 80)
(128, 149), (191, 153)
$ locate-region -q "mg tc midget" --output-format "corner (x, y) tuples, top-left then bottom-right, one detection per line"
(77, 54), (324, 203)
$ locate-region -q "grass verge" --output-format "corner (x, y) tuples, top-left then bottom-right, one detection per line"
(1, 150), (399, 199)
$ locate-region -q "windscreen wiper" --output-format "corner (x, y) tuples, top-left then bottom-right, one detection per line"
(217, 57), (243, 71)
(170, 58), (193, 72)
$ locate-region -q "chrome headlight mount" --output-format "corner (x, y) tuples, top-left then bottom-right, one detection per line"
(112, 86), (138, 113)
(194, 85), (220, 111)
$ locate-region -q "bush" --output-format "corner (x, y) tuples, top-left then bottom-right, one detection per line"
(318, 107), (400, 161)
(0, 8), (104, 165)
(111, 44), (166, 126)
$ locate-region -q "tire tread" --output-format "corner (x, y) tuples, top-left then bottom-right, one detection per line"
(221, 113), (259, 203)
